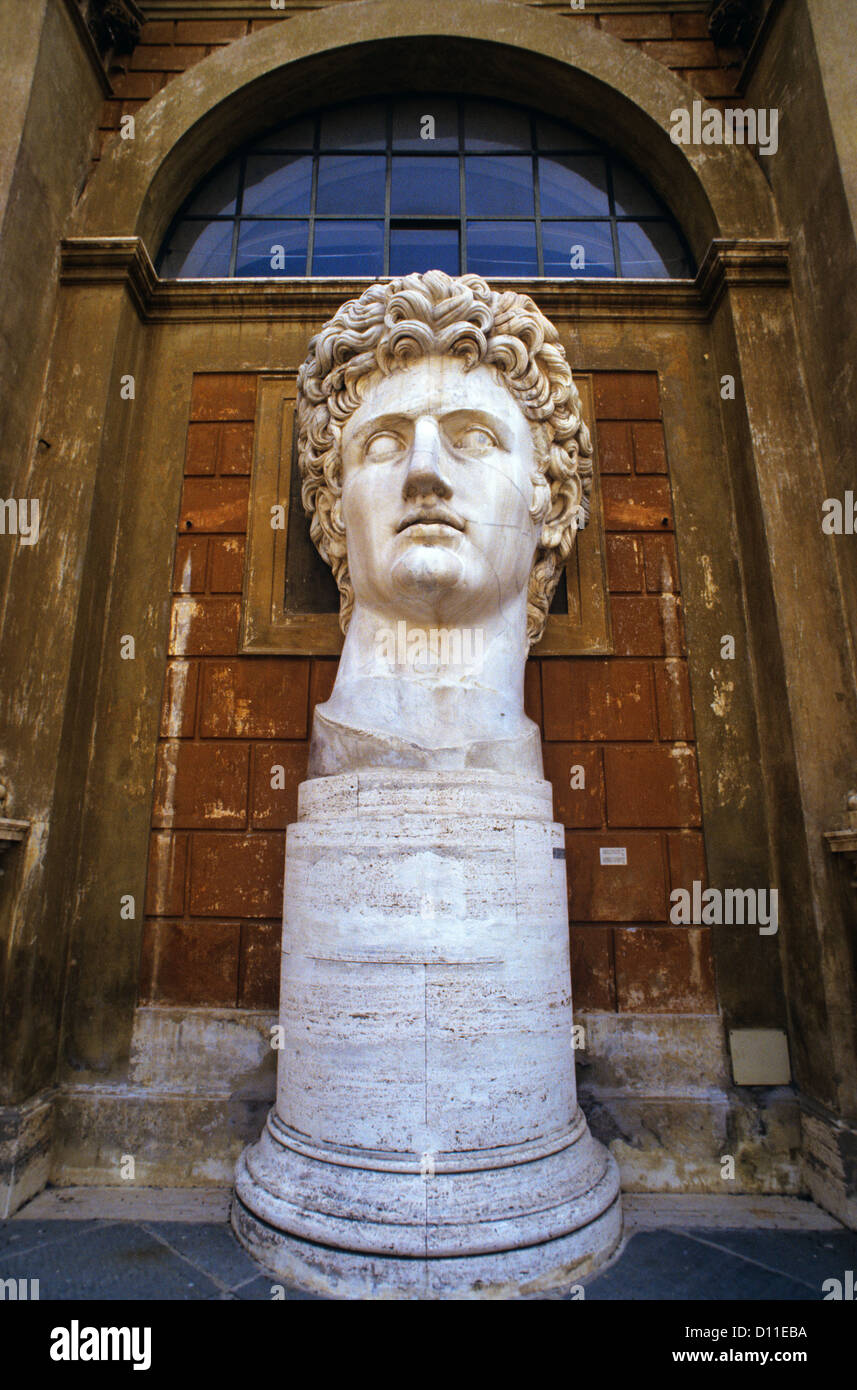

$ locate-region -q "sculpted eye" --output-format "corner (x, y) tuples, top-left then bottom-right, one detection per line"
(363, 431), (405, 462)
(452, 425), (498, 453)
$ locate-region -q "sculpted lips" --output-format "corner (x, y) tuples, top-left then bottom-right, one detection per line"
(396, 507), (465, 534)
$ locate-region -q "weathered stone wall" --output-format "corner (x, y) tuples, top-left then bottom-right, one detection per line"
(94, 4), (743, 161)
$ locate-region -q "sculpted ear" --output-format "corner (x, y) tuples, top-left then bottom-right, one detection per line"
(530, 473), (552, 531)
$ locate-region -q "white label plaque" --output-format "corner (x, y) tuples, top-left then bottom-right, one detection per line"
(600, 847), (627, 866)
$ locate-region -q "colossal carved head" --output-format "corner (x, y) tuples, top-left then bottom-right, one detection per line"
(296, 271), (593, 644)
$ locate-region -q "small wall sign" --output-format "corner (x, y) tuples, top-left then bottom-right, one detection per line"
(600, 847), (628, 866)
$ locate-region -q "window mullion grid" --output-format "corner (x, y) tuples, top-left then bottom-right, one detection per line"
(384, 102), (393, 276)
(458, 98), (467, 274)
(228, 154), (247, 278)
(306, 115), (321, 276)
(605, 157), (623, 278)
(531, 115), (544, 277)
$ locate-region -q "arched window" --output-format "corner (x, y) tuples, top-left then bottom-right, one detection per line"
(158, 97), (693, 280)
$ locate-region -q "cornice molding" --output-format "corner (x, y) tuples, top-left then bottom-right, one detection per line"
(60, 235), (789, 323)
(696, 235), (790, 312)
(60, 0), (114, 96)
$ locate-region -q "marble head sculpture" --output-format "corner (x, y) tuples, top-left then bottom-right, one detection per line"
(296, 270), (594, 778)
(233, 271), (622, 1296)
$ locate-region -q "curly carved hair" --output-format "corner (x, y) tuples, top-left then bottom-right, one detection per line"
(296, 270), (593, 645)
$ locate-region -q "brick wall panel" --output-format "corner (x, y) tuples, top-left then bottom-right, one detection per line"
(682, 67), (740, 98)
(605, 534), (644, 592)
(219, 422), (255, 475)
(239, 922), (281, 1009)
(654, 659), (695, 740)
(199, 660), (310, 739)
(111, 71), (165, 100)
(671, 14), (711, 40)
(191, 374), (257, 422)
(174, 20), (249, 43)
(543, 745), (604, 827)
(185, 422), (220, 475)
(179, 477), (249, 533)
(610, 595), (671, 657)
(594, 373), (662, 420)
(566, 831), (668, 921)
(140, 920), (240, 1007)
(136, 21), (173, 45)
(605, 745), (702, 827)
(168, 596), (241, 656)
(160, 660), (199, 739)
(144, 832), (188, 917)
(251, 742), (310, 828)
(189, 833), (285, 917)
(600, 13), (672, 41)
(173, 536), (207, 593)
(130, 44), (207, 72)
(615, 926), (716, 1012)
(643, 534), (681, 593)
(632, 421), (668, 474)
(571, 925), (616, 1011)
(667, 830), (709, 896)
(642, 39), (720, 68)
(543, 659), (656, 742)
(152, 741), (249, 829)
(602, 476), (673, 531)
(99, 102), (122, 132)
(596, 421), (634, 474)
(208, 538), (246, 593)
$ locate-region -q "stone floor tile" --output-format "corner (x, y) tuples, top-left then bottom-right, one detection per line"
(682, 1228), (857, 1294)
(583, 1231), (814, 1301)
(0, 1221), (221, 1300)
(142, 1220), (261, 1290)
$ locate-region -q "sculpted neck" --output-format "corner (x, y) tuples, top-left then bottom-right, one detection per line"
(308, 595), (543, 778)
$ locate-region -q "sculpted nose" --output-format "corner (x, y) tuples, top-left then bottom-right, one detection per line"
(402, 418), (452, 501)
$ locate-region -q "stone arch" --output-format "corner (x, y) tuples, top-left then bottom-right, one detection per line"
(72, 0), (780, 263)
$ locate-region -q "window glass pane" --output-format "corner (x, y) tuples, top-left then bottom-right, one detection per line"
(539, 155), (609, 217)
(320, 102), (386, 149)
(159, 220), (234, 277)
(157, 99), (694, 283)
(464, 101), (531, 151)
(393, 99), (458, 151)
(617, 221), (690, 278)
(391, 157), (459, 216)
(184, 159), (240, 217)
(316, 155), (386, 214)
(466, 221), (537, 276)
(390, 226), (459, 277)
(536, 118), (597, 151)
(253, 117), (315, 151)
(465, 156), (534, 217)
(242, 155), (313, 216)
(542, 221), (616, 277)
(235, 220), (308, 276)
(611, 161), (664, 216)
(312, 220), (385, 276)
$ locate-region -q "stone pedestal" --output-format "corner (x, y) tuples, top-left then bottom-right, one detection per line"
(233, 768), (621, 1297)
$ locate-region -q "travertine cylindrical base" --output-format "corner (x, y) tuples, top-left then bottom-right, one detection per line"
(233, 769), (621, 1297)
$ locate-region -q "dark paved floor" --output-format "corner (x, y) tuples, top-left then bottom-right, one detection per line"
(2, 1218), (856, 1299)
